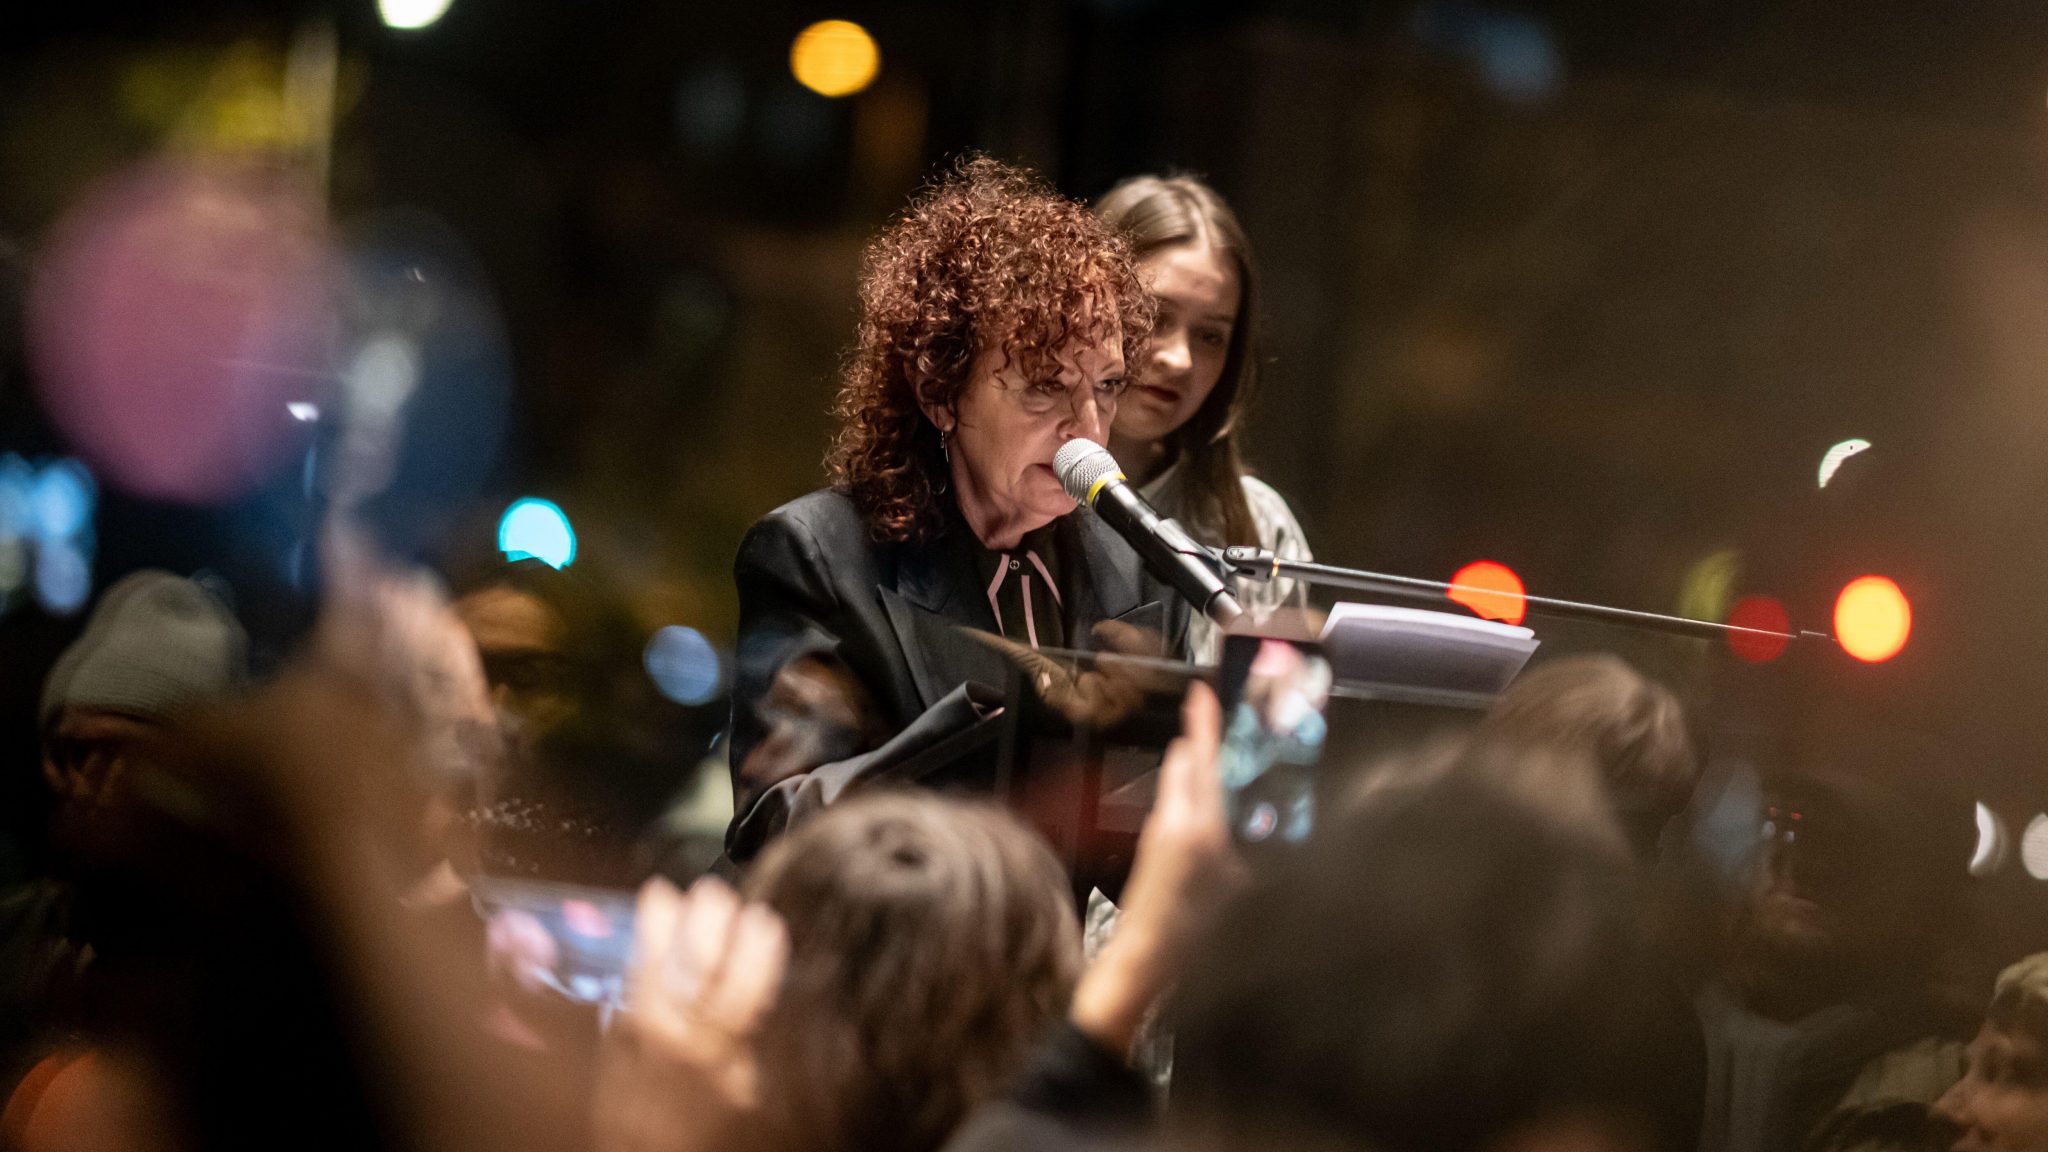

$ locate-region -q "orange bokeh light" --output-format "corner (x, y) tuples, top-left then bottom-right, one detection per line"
(1833, 575), (1911, 663)
(1448, 560), (1527, 625)
(1726, 594), (1791, 663)
(790, 20), (880, 97)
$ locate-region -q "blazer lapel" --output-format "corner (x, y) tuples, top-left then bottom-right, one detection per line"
(1057, 507), (1171, 654)
(878, 521), (1010, 710)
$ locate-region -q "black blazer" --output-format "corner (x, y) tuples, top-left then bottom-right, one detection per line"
(725, 488), (1190, 862)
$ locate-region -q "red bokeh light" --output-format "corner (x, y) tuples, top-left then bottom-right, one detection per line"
(1448, 560), (1527, 625)
(1725, 594), (1791, 663)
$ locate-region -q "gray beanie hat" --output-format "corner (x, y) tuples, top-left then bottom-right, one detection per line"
(39, 570), (246, 729)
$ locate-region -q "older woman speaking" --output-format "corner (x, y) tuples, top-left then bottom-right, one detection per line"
(724, 158), (1189, 863)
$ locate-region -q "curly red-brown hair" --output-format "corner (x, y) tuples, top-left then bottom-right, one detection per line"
(826, 155), (1154, 544)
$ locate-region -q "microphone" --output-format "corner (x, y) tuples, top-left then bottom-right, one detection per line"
(1053, 438), (1243, 626)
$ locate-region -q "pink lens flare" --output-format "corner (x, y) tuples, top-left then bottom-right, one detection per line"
(29, 158), (336, 503)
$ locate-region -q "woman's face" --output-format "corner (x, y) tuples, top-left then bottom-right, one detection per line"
(1114, 242), (1241, 446)
(945, 327), (1128, 544)
(1938, 1021), (2048, 1152)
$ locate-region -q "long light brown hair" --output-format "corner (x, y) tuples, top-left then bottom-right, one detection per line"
(1095, 174), (1262, 547)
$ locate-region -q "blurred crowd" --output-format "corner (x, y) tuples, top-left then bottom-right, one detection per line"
(0, 536), (2031, 1152)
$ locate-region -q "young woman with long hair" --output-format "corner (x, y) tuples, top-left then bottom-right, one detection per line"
(1095, 175), (1312, 663)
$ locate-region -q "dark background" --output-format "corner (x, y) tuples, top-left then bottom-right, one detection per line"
(6, 0), (2048, 917)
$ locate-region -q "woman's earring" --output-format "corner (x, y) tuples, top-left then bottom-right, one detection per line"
(939, 429), (951, 463)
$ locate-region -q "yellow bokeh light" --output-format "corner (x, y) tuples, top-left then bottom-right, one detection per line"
(1833, 575), (1911, 663)
(790, 20), (880, 98)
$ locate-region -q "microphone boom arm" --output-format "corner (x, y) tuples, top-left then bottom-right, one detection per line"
(1221, 546), (1817, 646)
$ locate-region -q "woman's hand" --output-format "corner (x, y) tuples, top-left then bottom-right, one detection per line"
(594, 876), (791, 1152)
(1069, 681), (1245, 1056)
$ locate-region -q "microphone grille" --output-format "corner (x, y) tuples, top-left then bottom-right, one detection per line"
(1053, 439), (1122, 504)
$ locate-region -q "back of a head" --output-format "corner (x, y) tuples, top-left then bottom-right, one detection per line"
(1348, 734), (1631, 863)
(1481, 655), (1698, 857)
(743, 791), (1082, 1152)
(1172, 774), (1694, 1152)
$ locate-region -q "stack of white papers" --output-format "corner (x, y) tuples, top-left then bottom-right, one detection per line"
(1318, 603), (1539, 695)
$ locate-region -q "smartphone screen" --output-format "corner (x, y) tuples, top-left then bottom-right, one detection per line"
(1216, 636), (1334, 844)
(472, 877), (637, 1006)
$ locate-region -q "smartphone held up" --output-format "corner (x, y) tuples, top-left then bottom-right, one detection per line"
(1215, 635), (1333, 846)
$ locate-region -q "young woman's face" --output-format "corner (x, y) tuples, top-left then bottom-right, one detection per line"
(1113, 242), (1241, 446)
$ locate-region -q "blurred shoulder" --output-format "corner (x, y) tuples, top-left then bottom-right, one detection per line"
(748, 489), (867, 543)
(738, 489), (877, 576)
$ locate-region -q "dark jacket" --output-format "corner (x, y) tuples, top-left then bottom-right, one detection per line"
(1694, 982), (1955, 1152)
(725, 489), (1189, 863)
(943, 1020), (1152, 1152)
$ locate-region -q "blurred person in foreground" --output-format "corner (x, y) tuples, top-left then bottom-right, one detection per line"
(448, 555), (692, 883)
(1696, 759), (1977, 1152)
(1166, 766), (1698, 1152)
(594, 682), (1242, 1152)
(36, 571), (245, 825)
(1931, 952), (2048, 1152)
(1472, 655), (1711, 1143)
(605, 794), (1088, 1152)
(0, 571), (244, 1100)
(744, 793), (1082, 1152)
(726, 155), (1188, 864)
(1478, 654), (1699, 865)
(1094, 174), (1311, 666)
(945, 721), (1698, 1152)
(3, 542), (594, 1152)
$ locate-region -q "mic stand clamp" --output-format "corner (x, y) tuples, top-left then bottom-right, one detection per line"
(1148, 518), (1240, 624)
(1223, 545), (1281, 585)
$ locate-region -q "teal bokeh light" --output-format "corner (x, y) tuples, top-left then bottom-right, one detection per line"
(498, 497), (576, 569)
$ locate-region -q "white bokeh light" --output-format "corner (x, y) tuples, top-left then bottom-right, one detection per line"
(2022, 813), (2048, 880)
(380, 0), (455, 30)
(1971, 802), (2010, 876)
(1817, 438), (1872, 489)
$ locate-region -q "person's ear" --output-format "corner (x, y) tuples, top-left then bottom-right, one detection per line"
(917, 399), (955, 436)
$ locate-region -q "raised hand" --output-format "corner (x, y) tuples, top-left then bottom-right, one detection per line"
(1070, 681), (1244, 1055)
(594, 876), (791, 1152)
